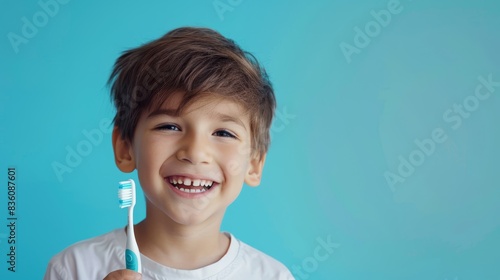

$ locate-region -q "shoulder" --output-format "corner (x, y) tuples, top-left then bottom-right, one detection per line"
(50, 228), (123, 263)
(44, 228), (124, 280)
(231, 234), (295, 280)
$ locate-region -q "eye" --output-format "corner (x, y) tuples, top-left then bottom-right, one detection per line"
(213, 130), (237, 139)
(155, 124), (181, 131)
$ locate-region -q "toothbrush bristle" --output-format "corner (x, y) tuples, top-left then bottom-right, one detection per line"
(118, 180), (135, 208)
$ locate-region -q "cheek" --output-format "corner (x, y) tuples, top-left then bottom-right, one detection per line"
(134, 138), (165, 173)
(134, 140), (169, 199)
(223, 160), (249, 178)
(218, 146), (251, 179)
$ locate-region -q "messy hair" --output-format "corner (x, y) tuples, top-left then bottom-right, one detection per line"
(108, 27), (275, 157)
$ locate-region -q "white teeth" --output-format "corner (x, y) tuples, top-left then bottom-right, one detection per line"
(174, 185), (206, 193)
(168, 176), (215, 191)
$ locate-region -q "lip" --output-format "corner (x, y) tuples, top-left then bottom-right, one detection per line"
(163, 176), (219, 199)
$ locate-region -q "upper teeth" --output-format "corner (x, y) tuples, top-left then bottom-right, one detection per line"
(169, 176), (214, 187)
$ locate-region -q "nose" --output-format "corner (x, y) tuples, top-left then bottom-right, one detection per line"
(175, 132), (212, 165)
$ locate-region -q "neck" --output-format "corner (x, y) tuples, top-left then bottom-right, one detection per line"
(133, 204), (230, 270)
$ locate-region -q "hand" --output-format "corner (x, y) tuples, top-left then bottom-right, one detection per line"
(103, 269), (142, 280)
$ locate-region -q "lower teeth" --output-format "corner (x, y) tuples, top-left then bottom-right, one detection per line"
(174, 185), (211, 193)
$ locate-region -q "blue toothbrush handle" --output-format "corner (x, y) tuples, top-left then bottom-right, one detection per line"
(125, 249), (139, 271)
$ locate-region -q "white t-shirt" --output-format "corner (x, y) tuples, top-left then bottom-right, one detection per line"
(44, 228), (295, 280)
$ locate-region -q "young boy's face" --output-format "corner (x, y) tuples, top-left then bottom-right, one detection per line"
(113, 92), (265, 225)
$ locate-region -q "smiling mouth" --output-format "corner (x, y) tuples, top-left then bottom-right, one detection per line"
(166, 176), (215, 193)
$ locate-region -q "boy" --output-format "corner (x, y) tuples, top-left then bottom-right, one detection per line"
(44, 27), (294, 279)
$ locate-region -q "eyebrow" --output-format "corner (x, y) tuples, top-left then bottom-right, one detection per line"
(147, 109), (247, 130)
(147, 109), (178, 118)
(212, 112), (247, 130)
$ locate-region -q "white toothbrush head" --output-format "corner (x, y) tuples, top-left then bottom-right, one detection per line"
(118, 179), (136, 208)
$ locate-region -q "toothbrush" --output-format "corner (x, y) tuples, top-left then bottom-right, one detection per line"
(118, 179), (142, 273)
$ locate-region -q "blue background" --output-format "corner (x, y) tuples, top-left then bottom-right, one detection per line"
(1, 0), (500, 279)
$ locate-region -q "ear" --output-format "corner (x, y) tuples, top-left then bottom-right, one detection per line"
(112, 126), (136, 173)
(244, 153), (267, 187)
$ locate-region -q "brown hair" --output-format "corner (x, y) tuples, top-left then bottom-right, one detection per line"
(108, 27), (275, 158)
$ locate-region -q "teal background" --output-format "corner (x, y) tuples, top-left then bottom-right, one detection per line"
(1, 0), (500, 279)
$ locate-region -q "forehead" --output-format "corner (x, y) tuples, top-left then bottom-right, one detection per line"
(148, 91), (250, 119)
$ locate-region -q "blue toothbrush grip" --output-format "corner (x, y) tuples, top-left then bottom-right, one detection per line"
(125, 249), (139, 271)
